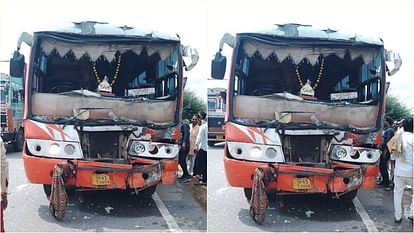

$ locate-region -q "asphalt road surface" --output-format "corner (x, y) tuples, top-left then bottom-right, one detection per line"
(3, 146), (206, 232)
(208, 146), (413, 232)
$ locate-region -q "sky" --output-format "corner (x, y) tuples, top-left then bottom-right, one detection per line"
(0, 0), (413, 110)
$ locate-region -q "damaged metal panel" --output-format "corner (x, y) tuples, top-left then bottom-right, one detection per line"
(242, 39), (378, 65)
(233, 95), (378, 129)
(40, 38), (176, 61)
(32, 93), (176, 123)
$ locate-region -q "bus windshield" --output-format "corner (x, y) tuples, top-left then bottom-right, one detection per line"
(231, 37), (384, 132)
(29, 35), (182, 127)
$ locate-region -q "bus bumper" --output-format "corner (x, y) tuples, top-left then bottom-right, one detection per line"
(22, 151), (178, 189)
(223, 152), (378, 194)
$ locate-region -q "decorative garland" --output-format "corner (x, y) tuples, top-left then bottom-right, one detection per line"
(92, 54), (122, 87)
(295, 57), (325, 90)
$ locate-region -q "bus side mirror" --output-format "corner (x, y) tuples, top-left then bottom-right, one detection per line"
(385, 50), (402, 76)
(10, 51), (25, 77)
(183, 77), (188, 89)
(182, 46), (199, 71)
(211, 52), (226, 79)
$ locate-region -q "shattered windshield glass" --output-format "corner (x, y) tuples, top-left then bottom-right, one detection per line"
(231, 38), (384, 132)
(29, 36), (181, 127)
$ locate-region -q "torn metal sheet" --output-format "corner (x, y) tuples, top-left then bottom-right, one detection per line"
(233, 95), (378, 129)
(32, 93), (176, 123)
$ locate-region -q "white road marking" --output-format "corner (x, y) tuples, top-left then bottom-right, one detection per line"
(353, 197), (379, 233)
(153, 192), (182, 232)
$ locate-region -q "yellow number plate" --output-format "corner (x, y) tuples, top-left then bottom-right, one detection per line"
(292, 177), (311, 190)
(91, 173), (111, 186)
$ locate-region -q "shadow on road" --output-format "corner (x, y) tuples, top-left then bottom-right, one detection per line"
(237, 192), (359, 228)
(36, 188), (167, 231)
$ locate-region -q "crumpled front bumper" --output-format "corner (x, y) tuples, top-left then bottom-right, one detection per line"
(224, 153), (378, 194)
(23, 151), (178, 189)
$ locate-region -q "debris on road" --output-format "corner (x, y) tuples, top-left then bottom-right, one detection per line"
(105, 206), (114, 214)
(305, 210), (314, 218)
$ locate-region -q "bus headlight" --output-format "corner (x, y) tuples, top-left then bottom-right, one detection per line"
(49, 143), (61, 154)
(265, 147), (277, 159)
(250, 147), (262, 158)
(128, 140), (178, 159)
(330, 144), (380, 164)
(335, 147), (347, 158)
(227, 142), (284, 163)
(26, 139), (83, 159)
(134, 143), (146, 154)
(64, 144), (76, 155)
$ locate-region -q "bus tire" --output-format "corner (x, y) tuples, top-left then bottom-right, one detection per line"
(43, 184), (52, 198)
(244, 188), (252, 201)
(139, 185), (157, 198)
(339, 189), (358, 202)
(13, 128), (24, 152)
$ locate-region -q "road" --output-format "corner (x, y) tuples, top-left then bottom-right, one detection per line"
(3, 146), (206, 232)
(208, 147), (413, 232)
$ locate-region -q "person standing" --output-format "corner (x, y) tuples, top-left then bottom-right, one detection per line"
(178, 119), (191, 183)
(195, 111), (208, 185)
(1, 137), (9, 232)
(388, 117), (413, 223)
(378, 116), (394, 189)
(188, 114), (200, 176)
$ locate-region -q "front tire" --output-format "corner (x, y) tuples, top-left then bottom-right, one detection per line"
(13, 128), (24, 152)
(338, 189), (358, 202)
(43, 184), (52, 198)
(139, 185), (157, 198)
(244, 188), (252, 202)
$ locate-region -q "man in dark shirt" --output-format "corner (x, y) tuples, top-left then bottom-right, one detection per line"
(378, 116), (394, 188)
(178, 119), (191, 183)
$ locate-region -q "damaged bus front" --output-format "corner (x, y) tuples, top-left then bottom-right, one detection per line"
(10, 21), (198, 198)
(211, 24), (401, 201)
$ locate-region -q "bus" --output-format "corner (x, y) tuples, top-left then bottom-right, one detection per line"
(211, 23), (401, 201)
(0, 72), (24, 151)
(10, 21), (198, 199)
(207, 87), (226, 146)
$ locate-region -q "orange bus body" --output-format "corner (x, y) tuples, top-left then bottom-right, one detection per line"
(211, 24), (400, 200)
(12, 22), (198, 194)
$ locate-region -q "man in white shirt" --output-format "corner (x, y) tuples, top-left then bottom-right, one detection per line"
(195, 111), (207, 185)
(390, 117), (413, 223)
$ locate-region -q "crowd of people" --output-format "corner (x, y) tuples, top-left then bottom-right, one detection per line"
(378, 116), (413, 223)
(177, 111), (208, 186)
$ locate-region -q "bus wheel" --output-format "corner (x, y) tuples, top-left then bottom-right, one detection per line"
(139, 185), (157, 198)
(244, 188), (252, 201)
(331, 189), (358, 202)
(43, 184), (52, 198)
(13, 128), (24, 152)
(339, 189), (358, 202)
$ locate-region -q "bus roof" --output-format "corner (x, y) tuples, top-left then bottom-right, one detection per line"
(238, 23), (383, 46)
(37, 21), (180, 42)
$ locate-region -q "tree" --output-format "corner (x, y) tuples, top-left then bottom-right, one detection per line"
(385, 94), (413, 120)
(183, 89), (206, 121)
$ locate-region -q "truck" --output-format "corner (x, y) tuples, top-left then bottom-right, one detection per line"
(207, 87), (226, 146)
(9, 21), (198, 198)
(0, 72), (24, 151)
(211, 23), (401, 201)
